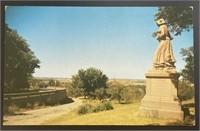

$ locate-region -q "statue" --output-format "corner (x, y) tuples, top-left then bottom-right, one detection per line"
(152, 18), (176, 71)
(139, 18), (183, 120)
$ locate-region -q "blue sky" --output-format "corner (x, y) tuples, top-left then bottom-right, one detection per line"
(5, 6), (193, 79)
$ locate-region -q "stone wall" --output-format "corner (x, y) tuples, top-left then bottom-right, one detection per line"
(4, 89), (67, 107)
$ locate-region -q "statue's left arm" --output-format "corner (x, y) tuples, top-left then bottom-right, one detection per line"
(156, 26), (165, 41)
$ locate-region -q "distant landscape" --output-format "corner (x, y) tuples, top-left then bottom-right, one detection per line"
(34, 77), (146, 86)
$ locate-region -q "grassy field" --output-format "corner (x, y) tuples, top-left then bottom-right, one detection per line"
(42, 100), (183, 125)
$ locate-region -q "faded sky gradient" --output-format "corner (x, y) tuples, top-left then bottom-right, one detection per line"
(5, 6), (193, 79)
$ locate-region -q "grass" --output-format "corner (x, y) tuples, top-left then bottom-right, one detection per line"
(42, 101), (181, 125)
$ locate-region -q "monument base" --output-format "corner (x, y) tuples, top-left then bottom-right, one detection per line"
(139, 106), (183, 120)
(139, 70), (183, 120)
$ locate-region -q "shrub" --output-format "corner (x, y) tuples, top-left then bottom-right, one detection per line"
(120, 88), (135, 104)
(4, 104), (20, 115)
(77, 104), (94, 115)
(102, 101), (113, 110)
(107, 81), (124, 103)
(107, 81), (146, 104)
(93, 101), (114, 113)
(77, 102), (114, 115)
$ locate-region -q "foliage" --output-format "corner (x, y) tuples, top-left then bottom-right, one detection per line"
(4, 25), (40, 93)
(77, 102), (114, 115)
(120, 87), (135, 104)
(77, 104), (94, 115)
(29, 78), (64, 90)
(178, 80), (194, 101)
(95, 88), (108, 101)
(4, 104), (20, 115)
(155, 6), (193, 36)
(29, 79), (49, 89)
(133, 85), (146, 100)
(180, 46), (194, 83)
(71, 67), (108, 98)
(107, 81), (146, 104)
(48, 79), (61, 87)
(107, 81), (124, 103)
(93, 101), (113, 112)
(66, 86), (85, 98)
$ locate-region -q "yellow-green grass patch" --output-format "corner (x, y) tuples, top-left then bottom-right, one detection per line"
(42, 101), (180, 125)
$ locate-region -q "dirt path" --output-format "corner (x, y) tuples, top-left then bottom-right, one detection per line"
(3, 98), (82, 125)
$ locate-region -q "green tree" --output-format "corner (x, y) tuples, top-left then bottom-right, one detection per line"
(95, 88), (108, 101)
(4, 24), (40, 93)
(180, 46), (194, 83)
(71, 67), (108, 98)
(178, 80), (194, 101)
(155, 6), (192, 36)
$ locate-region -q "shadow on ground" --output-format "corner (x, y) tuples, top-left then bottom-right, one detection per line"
(11, 112), (30, 116)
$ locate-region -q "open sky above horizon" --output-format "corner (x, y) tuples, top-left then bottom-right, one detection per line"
(5, 6), (193, 79)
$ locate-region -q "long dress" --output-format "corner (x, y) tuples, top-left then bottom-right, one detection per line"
(153, 24), (176, 69)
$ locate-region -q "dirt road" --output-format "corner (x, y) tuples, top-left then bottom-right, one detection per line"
(3, 98), (82, 125)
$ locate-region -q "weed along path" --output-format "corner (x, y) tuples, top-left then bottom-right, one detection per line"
(3, 98), (82, 125)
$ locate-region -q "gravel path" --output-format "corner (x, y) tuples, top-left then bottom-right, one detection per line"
(3, 98), (82, 125)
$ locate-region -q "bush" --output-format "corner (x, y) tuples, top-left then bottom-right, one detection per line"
(120, 88), (135, 104)
(77, 104), (94, 115)
(77, 102), (114, 115)
(4, 104), (20, 115)
(107, 81), (146, 104)
(107, 81), (124, 103)
(93, 101), (113, 112)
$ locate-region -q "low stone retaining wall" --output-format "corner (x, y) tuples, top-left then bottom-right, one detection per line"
(4, 89), (67, 107)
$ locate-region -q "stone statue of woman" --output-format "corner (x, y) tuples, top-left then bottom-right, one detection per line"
(152, 18), (176, 71)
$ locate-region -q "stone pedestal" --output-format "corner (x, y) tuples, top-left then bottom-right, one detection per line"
(139, 70), (183, 120)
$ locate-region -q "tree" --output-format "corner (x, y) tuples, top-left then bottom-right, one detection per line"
(155, 6), (192, 36)
(95, 88), (108, 101)
(4, 24), (40, 93)
(178, 80), (194, 101)
(180, 46), (194, 83)
(71, 67), (108, 97)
